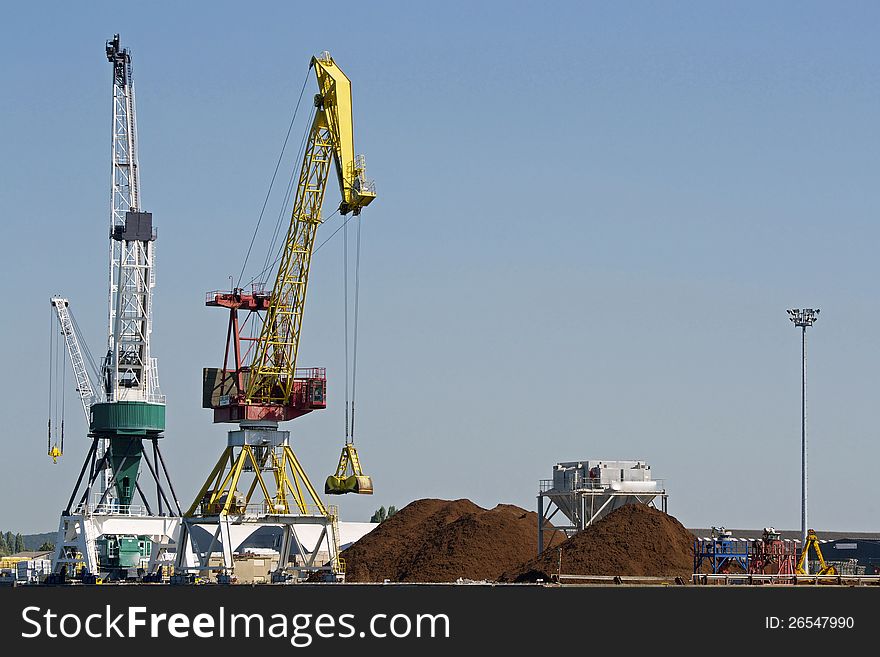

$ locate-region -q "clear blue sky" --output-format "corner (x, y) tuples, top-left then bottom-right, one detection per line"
(1, 1), (878, 534)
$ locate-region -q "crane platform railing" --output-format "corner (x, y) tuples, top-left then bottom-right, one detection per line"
(72, 500), (155, 517)
(205, 288), (271, 304)
(147, 358), (166, 404)
(213, 368), (326, 402)
(196, 502), (338, 520)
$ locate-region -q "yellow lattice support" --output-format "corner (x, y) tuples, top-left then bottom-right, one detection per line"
(185, 444), (327, 519)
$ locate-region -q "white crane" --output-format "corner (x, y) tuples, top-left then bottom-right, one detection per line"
(49, 35), (179, 583)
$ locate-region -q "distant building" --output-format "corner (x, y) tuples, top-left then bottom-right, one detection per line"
(688, 530), (880, 574)
(0, 551), (54, 584)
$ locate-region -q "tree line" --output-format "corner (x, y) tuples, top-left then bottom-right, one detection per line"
(370, 506), (397, 523)
(0, 531), (54, 556)
(0, 531), (25, 556)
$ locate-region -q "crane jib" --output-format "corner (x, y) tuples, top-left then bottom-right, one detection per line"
(243, 53), (375, 410)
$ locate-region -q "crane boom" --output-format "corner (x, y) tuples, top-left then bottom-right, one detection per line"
(246, 52), (375, 405)
(312, 53), (377, 217)
(50, 297), (99, 423)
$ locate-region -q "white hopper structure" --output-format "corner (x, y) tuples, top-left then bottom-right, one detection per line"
(537, 460), (668, 553)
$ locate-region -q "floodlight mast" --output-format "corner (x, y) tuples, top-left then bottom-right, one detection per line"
(786, 307), (819, 574)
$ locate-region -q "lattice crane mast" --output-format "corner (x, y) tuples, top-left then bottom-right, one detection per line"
(103, 34), (162, 407)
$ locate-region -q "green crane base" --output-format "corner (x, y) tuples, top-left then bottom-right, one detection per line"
(90, 401), (165, 435)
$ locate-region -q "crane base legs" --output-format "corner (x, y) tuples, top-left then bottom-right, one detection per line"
(173, 513), (343, 583)
(174, 426), (344, 583)
(51, 512), (180, 581)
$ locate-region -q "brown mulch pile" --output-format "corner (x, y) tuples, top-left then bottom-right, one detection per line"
(499, 503), (696, 582)
(340, 498), (566, 582)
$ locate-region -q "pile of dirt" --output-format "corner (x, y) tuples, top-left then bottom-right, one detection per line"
(340, 498), (566, 583)
(500, 503), (695, 582)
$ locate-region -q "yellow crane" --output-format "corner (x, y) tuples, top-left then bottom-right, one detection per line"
(177, 52), (378, 581)
(795, 529), (837, 575)
(247, 51), (377, 497)
(193, 51), (375, 523)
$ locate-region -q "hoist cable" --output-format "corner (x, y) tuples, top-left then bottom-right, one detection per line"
(343, 214), (350, 441)
(242, 103), (318, 292)
(244, 208), (336, 294)
(60, 333), (66, 455)
(48, 306), (53, 453)
(350, 215), (363, 443)
(312, 210), (350, 256)
(244, 204), (342, 292)
(71, 311), (102, 393)
(257, 103), (316, 289)
(236, 70), (311, 288)
(54, 310), (61, 443)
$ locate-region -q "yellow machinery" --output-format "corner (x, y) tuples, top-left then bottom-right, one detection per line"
(247, 51), (376, 407)
(326, 443), (373, 495)
(795, 529), (837, 575)
(49, 443), (62, 464)
(177, 52), (377, 581)
(243, 51), (376, 497)
(186, 51), (376, 527)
